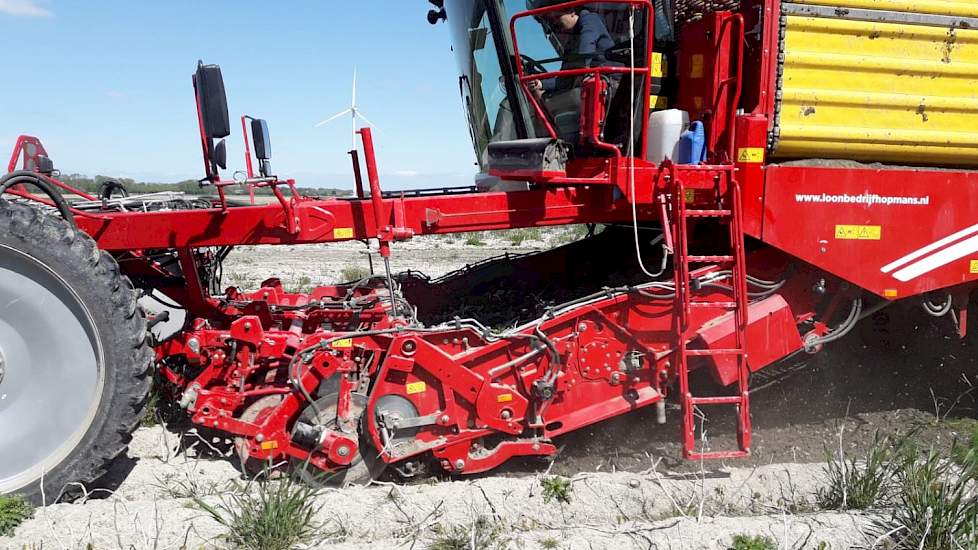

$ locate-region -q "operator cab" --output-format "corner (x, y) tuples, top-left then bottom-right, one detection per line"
(440, 0), (672, 184)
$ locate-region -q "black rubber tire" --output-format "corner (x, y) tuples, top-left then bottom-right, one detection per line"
(0, 200), (152, 505)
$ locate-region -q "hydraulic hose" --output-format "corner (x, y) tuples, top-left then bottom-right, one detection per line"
(0, 171), (76, 227)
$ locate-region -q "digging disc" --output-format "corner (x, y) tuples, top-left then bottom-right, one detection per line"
(290, 392), (386, 487)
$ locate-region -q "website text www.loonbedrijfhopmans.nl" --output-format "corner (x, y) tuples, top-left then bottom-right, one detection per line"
(794, 192), (930, 206)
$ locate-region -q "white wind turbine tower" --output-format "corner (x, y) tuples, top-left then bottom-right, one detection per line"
(314, 67), (379, 148)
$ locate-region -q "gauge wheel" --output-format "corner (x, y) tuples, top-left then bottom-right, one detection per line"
(0, 200), (152, 504)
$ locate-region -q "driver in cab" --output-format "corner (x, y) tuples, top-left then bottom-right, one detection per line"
(527, 4), (616, 100)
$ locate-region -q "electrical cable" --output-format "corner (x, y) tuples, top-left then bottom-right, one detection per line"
(626, 7), (670, 279)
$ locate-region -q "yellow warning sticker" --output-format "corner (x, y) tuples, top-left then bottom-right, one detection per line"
(684, 189), (696, 203)
(333, 227), (354, 239)
(690, 54), (704, 79)
(970, 260), (978, 274)
(496, 393), (513, 403)
(260, 440), (279, 451)
(331, 338), (353, 348)
(884, 289), (899, 298)
(834, 225), (881, 240)
(737, 148), (765, 164)
(406, 381), (427, 395)
(651, 52), (667, 78)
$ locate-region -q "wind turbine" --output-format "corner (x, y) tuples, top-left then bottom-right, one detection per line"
(314, 67), (379, 148)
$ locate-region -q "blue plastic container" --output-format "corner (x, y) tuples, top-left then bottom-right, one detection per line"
(678, 121), (706, 165)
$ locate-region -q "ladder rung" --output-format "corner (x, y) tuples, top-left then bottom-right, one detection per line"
(687, 255), (734, 263)
(685, 209), (732, 218)
(689, 396), (744, 406)
(685, 348), (744, 356)
(688, 450), (750, 460)
(689, 301), (737, 309)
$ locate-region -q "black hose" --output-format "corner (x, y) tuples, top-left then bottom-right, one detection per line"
(97, 179), (129, 200)
(0, 171), (76, 227)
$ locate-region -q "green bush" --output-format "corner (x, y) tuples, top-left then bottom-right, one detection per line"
(729, 534), (776, 550)
(0, 495), (33, 537)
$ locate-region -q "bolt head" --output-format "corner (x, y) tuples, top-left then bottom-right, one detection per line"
(255, 433), (265, 442)
(440, 414), (450, 423)
(187, 337), (200, 353)
(454, 459), (465, 470)
(501, 410), (512, 420)
(337, 446), (350, 457)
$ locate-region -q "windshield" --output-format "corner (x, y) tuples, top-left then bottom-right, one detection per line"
(446, 0), (653, 167)
(446, 0), (525, 169)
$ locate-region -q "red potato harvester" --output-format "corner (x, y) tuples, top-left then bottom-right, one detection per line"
(3, 0), (977, 503)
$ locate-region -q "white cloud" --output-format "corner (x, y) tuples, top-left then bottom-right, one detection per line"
(105, 90), (127, 100)
(392, 170), (419, 177)
(0, 0), (52, 17)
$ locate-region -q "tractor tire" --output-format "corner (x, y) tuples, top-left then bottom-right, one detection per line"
(0, 200), (152, 505)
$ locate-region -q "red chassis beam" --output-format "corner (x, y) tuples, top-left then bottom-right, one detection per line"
(77, 185), (657, 251)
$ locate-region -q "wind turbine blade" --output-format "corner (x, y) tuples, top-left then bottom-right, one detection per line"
(352, 66), (357, 108)
(314, 109), (352, 127)
(355, 112), (380, 132)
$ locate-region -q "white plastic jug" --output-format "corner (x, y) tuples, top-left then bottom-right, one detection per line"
(647, 109), (690, 163)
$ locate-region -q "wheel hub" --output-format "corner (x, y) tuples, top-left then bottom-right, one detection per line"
(0, 245), (103, 494)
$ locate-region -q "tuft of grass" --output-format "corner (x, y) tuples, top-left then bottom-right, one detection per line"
(194, 474), (324, 550)
(340, 265), (371, 283)
(157, 471), (230, 500)
(141, 384), (160, 427)
(883, 446), (978, 550)
(427, 518), (507, 550)
(951, 422), (978, 470)
(818, 431), (900, 510)
(292, 275), (313, 293)
(729, 534), (776, 550)
(464, 233), (486, 246)
(538, 535), (561, 549)
(0, 495), (33, 537)
(228, 271), (256, 290)
(540, 476), (573, 505)
(506, 228), (541, 246)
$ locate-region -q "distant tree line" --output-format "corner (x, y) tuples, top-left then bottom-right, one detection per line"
(55, 174), (349, 197)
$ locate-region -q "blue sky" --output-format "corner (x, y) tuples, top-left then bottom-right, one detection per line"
(0, 0), (477, 190)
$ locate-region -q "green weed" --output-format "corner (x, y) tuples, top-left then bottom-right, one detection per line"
(540, 476), (573, 505)
(729, 534), (776, 550)
(0, 495), (32, 537)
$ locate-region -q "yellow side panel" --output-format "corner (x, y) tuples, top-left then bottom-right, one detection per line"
(792, 0), (978, 18)
(774, 15), (978, 165)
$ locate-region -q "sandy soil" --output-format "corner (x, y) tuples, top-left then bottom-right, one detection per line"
(5, 426), (883, 549)
(6, 228), (978, 549)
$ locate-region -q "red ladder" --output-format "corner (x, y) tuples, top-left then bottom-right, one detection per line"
(671, 168), (751, 460)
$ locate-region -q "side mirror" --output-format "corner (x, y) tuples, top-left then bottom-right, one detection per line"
(213, 139), (227, 170)
(250, 119), (271, 161)
(194, 62), (230, 139)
